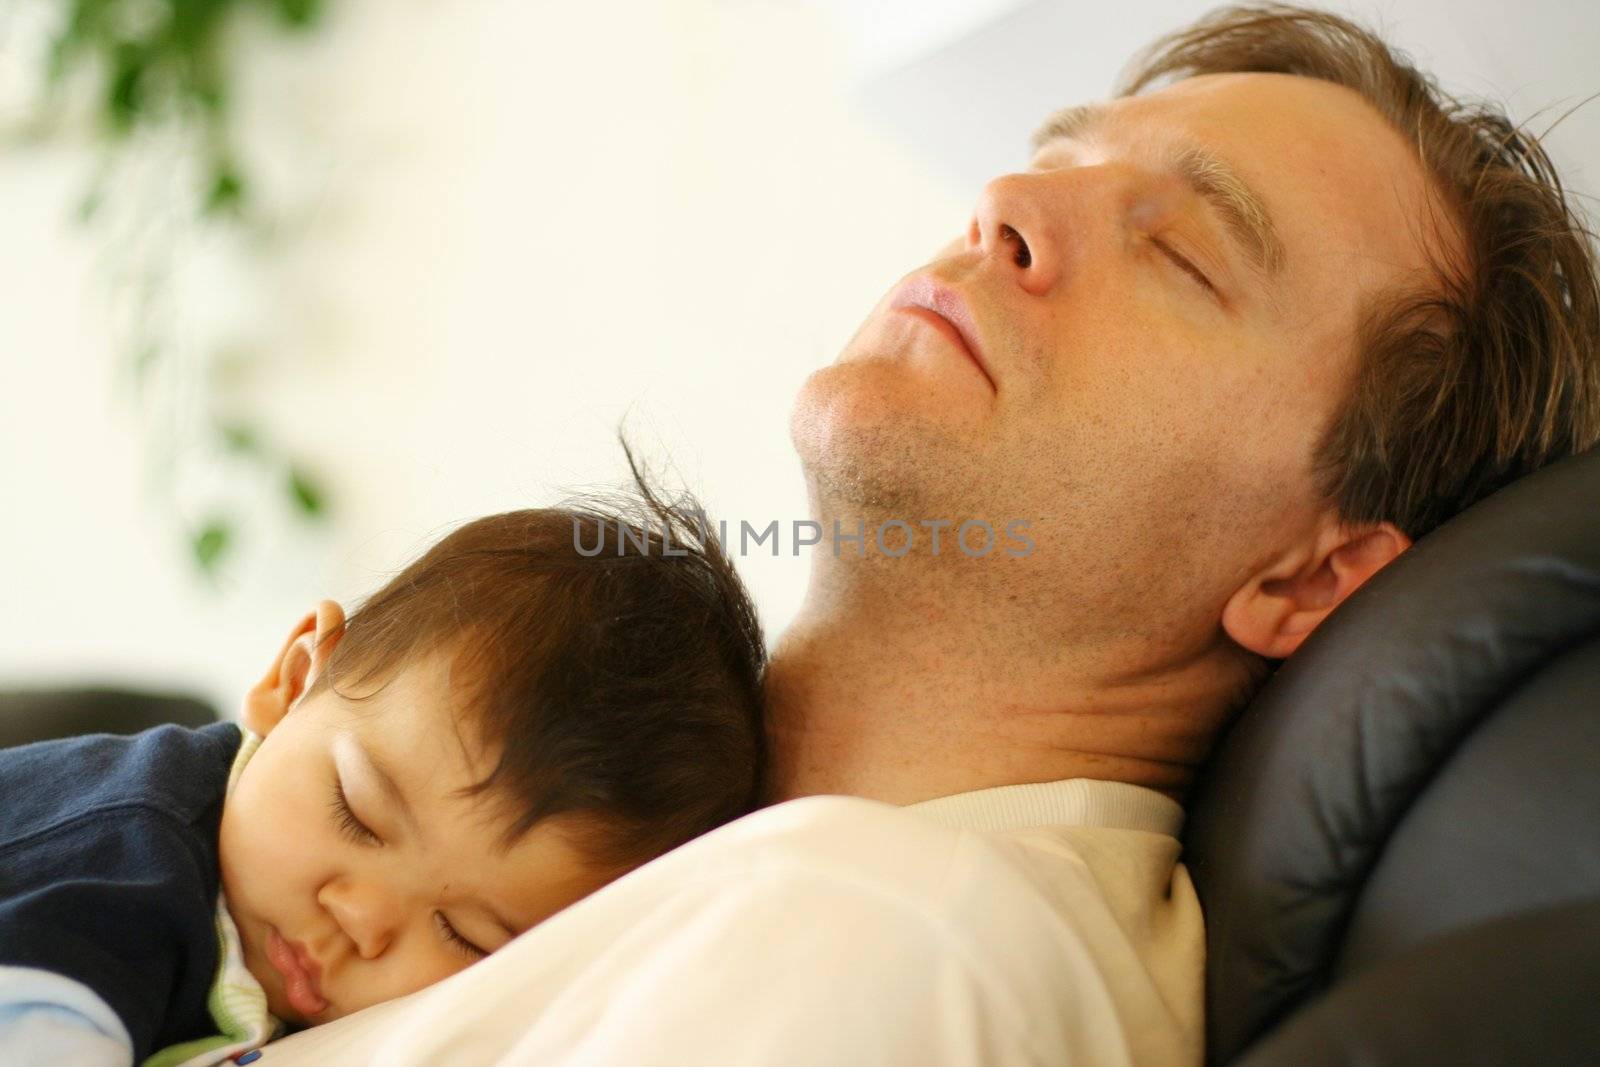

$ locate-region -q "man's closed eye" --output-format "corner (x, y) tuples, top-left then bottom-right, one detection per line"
(1153, 237), (1217, 296)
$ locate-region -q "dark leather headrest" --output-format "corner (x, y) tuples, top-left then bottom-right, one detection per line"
(1231, 896), (1600, 1067)
(1182, 444), (1600, 1063)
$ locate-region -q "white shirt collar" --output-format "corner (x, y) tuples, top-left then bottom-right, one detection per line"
(906, 778), (1185, 838)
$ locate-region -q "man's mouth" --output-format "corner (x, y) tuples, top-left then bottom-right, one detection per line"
(888, 275), (997, 391)
(266, 926), (329, 1018)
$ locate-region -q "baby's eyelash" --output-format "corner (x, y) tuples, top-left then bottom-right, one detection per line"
(328, 777), (380, 846)
(435, 912), (488, 960)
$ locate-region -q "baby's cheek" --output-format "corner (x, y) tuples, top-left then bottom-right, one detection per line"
(337, 948), (479, 1016)
(228, 823), (303, 895)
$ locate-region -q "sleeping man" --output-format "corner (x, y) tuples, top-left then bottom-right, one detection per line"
(40, 3), (1600, 1065)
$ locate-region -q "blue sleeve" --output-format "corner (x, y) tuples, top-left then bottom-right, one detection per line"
(0, 725), (237, 1059)
(0, 808), (222, 1060)
(0, 965), (133, 1067)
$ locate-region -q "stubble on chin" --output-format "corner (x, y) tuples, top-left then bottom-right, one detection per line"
(791, 341), (1003, 518)
(807, 442), (921, 511)
(799, 419), (1004, 521)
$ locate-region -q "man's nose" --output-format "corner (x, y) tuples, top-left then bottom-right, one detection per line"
(967, 172), (1065, 296)
(318, 877), (402, 960)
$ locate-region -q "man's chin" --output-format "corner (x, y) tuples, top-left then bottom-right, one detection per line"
(797, 407), (993, 516)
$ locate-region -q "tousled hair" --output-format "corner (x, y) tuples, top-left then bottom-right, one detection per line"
(1119, 2), (1600, 541)
(305, 443), (767, 871)
(1118, 4), (1600, 696)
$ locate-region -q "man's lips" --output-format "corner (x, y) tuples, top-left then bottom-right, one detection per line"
(889, 275), (996, 390)
(266, 926), (329, 1018)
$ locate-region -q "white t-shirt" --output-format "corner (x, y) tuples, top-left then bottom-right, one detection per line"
(265, 779), (1204, 1066)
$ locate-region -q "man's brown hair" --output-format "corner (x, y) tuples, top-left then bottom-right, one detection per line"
(1120, 2), (1600, 542)
(305, 446), (767, 871)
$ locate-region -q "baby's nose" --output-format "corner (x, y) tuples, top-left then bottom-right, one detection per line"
(317, 877), (400, 959)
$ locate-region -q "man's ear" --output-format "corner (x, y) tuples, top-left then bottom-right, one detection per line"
(241, 600), (346, 736)
(1221, 517), (1412, 661)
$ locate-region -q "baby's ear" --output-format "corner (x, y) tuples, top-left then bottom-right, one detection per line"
(241, 600), (346, 736)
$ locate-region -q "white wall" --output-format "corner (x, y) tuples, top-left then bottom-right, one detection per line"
(2, 0), (1595, 716)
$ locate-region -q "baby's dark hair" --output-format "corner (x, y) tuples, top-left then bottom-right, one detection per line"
(304, 444), (766, 871)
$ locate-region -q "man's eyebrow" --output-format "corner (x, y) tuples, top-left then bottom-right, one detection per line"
(1030, 102), (1288, 284)
(1030, 102), (1110, 154)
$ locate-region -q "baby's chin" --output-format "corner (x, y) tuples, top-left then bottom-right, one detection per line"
(272, 997), (336, 1031)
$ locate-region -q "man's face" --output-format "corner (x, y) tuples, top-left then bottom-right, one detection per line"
(218, 649), (610, 1025)
(791, 72), (1448, 642)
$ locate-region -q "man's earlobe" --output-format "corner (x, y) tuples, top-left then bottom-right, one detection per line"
(240, 600), (347, 735)
(1221, 520), (1412, 660)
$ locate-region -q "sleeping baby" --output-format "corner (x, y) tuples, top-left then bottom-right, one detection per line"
(0, 468), (766, 1066)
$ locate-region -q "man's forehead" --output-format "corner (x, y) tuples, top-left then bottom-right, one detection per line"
(1032, 70), (1334, 137)
(1029, 100), (1113, 155)
(1029, 73), (1254, 150)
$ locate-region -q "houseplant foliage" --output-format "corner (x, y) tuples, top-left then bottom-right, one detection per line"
(31, 0), (333, 577)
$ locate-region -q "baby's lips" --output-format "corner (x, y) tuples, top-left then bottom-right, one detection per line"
(266, 926), (330, 1017)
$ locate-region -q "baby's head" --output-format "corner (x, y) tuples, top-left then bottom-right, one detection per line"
(217, 474), (766, 1025)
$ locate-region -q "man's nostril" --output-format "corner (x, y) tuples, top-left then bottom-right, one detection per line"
(999, 223), (1033, 269)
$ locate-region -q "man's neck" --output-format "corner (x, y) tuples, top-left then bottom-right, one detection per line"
(759, 588), (1256, 809)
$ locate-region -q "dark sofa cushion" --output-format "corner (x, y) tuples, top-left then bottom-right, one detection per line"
(0, 687), (218, 749)
(1182, 444), (1600, 1062)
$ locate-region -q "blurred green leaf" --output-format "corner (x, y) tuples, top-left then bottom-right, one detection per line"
(107, 44), (147, 134)
(131, 342), (161, 385)
(203, 164), (246, 217)
(192, 519), (232, 573)
(194, 77), (228, 116)
(28, 0), (340, 580)
(46, 1), (97, 87)
(45, 36), (72, 87)
(218, 422), (260, 454)
(276, 0), (325, 29)
(76, 184), (104, 223)
(287, 466), (326, 517)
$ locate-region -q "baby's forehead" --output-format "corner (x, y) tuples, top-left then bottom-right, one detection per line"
(325, 642), (567, 831)
(330, 645), (501, 757)
(354, 714), (498, 804)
